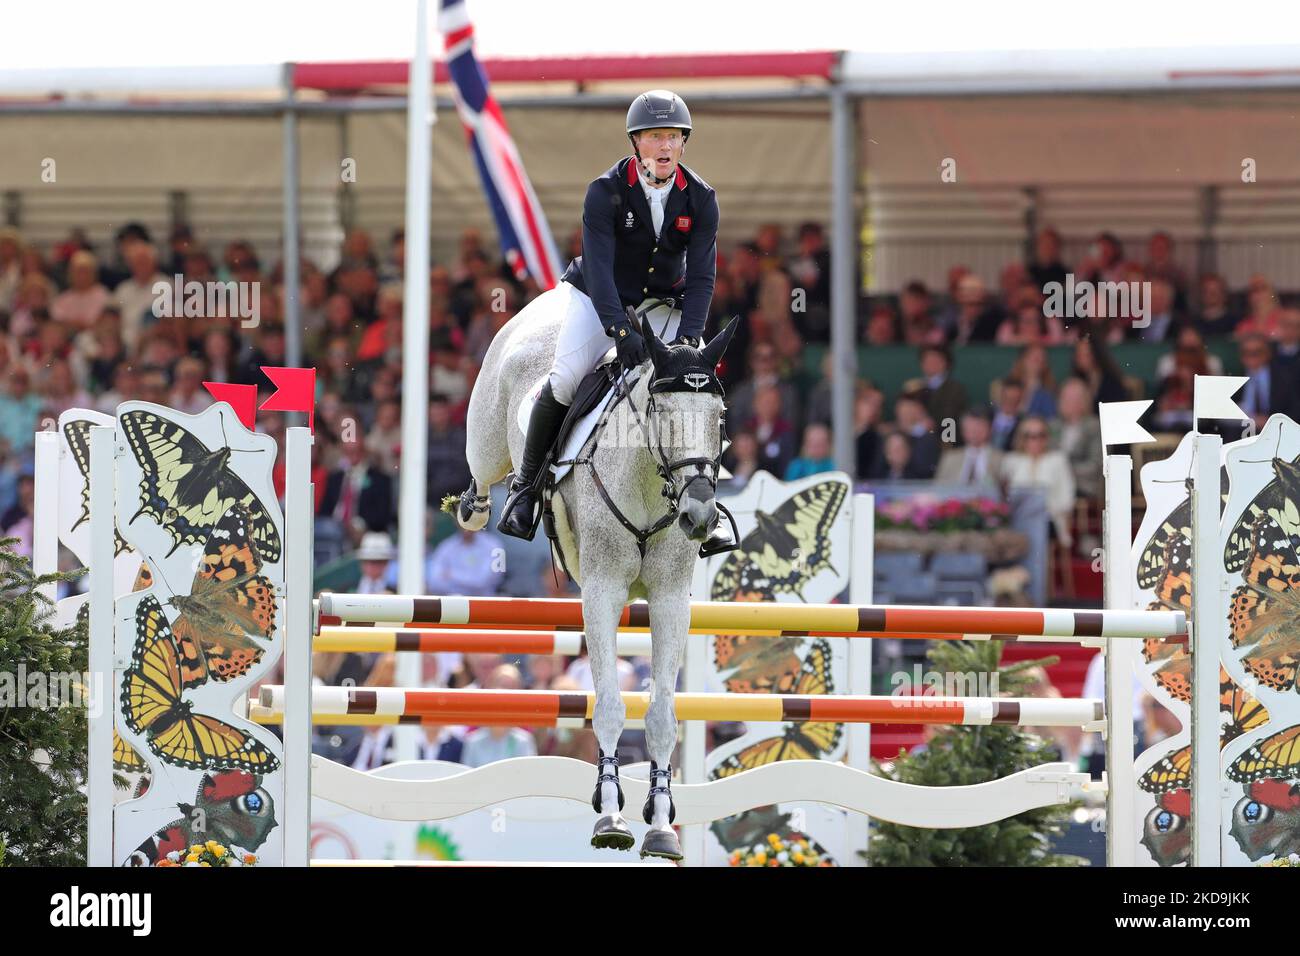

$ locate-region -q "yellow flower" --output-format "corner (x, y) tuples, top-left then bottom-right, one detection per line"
(206, 840), (221, 852)
(199, 861), (211, 867)
(211, 845), (227, 858)
(190, 844), (205, 853)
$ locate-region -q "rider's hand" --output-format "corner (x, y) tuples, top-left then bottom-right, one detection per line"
(610, 320), (648, 370)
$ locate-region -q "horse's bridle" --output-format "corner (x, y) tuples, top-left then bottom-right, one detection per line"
(560, 300), (738, 558)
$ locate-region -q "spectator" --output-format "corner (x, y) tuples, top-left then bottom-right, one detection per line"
(1002, 415), (1076, 547)
(865, 304), (899, 345)
(788, 221), (830, 309)
(1236, 333), (1300, 431)
(889, 393), (940, 478)
(745, 385), (797, 478)
(1144, 231), (1188, 306)
(990, 378), (1026, 451)
(870, 431), (926, 481)
(1027, 227), (1068, 291)
(427, 394), (470, 506)
(168, 356), (209, 416)
(0, 227), (23, 312)
(935, 409), (1003, 489)
(318, 437), (395, 539)
(1006, 344), (1059, 419)
(914, 344), (968, 431)
(1071, 336), (1130, 405)
(39, 359), (91, 419)
(1192, 273), (1239, 336)
(721, 431), (762, 489)
(854, 386), (885, 481)
(1131, 279), (1183, 343)
(947, 273), (1003, 344)
(200, 327), (239, 385)
(1236, 274), (1284, 339)
(1155, 326), (1223, 381)
(1077, 231), (1125, 285)
(425, 527), (505, 596)
(728, 341), (801, 433)
(460, 664), (538, 767)
(51, 251), (110, 329)
(785, 423), (834, 481)
(899, 281), (940, 345)
(0, 474), (35, 557)
(1055, 378), (1104, 500)
(353, 531), (397, 595)
(112, 239), (166, 352)
(1275, 308), (1300, 373)
(0, 367), (42, 455)
(365, 399), (402, 475)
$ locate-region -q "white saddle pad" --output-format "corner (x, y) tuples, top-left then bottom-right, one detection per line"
(516, 361), (643, 485)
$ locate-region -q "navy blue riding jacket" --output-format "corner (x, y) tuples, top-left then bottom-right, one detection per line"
(560, 155), (719, 341)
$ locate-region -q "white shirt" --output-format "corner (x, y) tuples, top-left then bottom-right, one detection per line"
(640, 175), (673, 235)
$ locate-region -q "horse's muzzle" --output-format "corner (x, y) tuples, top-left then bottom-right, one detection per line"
(677, 492), (717, 541)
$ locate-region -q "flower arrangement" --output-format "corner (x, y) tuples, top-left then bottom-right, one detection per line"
(727, 833), (835, 867)
(156, 841), (257, 867)
(876, 496), (1009, 533)
(1260, 853), (1299, 867)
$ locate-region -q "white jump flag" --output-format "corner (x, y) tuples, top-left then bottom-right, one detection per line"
(1098, 400), (1154, 448)
(1192, 374), (1249, 421)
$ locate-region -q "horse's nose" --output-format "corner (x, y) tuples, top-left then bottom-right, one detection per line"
(677, 495), (715, 541)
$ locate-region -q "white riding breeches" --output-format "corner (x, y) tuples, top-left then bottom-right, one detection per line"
(542, 281), (681, 405)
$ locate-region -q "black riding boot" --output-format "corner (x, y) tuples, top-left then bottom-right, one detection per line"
(497, 381), (569, 540)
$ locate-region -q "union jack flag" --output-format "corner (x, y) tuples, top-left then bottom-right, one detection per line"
(438, 0), (563, 288)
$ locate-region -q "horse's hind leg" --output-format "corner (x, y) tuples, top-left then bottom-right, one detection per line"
(585, 583), (635, 852)
(455, 378), (514, 532)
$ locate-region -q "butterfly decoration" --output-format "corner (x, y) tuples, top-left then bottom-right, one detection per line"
(62, 419), (131, 557)
(1139, 745), (1191, 795)
(1224, 440), (1300, 574)
(711, 641), (842, 779)
(1225, 725), (1300, 862)
(1140, 786), (1192, 868)
(1222, 672), (1270, 747)
(1136, 468), (1229, 591)
(1142, 535), (1194, 701)
(120, 595), (280, 774)
(124, 770), (278, 867)
(710, 481), (846, 600)
(1227, 724), (1300, 784)
(168, 505), (278, 684)
(1226, 514), (1300, 695)
(120, 409), (282, 563)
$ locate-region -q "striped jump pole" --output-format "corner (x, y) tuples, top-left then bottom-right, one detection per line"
(256, 685), (1105, 729)
(313, 625), (1175, 655)
(317, 593), (1186, 641)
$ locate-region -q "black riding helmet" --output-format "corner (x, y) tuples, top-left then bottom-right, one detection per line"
(627, 90), (692, 184)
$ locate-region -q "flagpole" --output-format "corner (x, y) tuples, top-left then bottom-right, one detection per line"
(396, 0), (434, 763)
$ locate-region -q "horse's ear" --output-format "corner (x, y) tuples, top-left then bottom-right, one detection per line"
(700, 317), (739, 369)
(643, 313), (671, 366)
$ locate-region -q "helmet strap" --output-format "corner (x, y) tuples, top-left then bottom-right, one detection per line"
(629, 134), (674, 186)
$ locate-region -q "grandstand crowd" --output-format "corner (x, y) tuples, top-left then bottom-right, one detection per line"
(2, 219), (1300, 586)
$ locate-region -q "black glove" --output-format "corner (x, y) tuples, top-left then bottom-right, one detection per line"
(610, 320), (648, 371)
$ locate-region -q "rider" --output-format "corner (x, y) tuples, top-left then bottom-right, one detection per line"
(496, 89), (733, 556)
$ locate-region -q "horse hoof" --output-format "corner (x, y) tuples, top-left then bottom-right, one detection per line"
(591, 815), (635, 851)
(639, 827), (683, 862)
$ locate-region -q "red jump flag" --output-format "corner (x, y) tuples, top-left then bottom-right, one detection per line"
(259, 366), (317, 431)
(203, 382), (259, 432)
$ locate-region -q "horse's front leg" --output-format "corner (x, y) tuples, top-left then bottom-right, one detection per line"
(639, 582), (689, 861)
(584, 585), (634, 852)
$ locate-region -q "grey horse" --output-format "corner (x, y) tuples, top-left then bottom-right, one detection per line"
(449, 300), (737, 860)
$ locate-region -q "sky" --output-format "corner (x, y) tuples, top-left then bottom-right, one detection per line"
(4, 0), (1297, 69)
